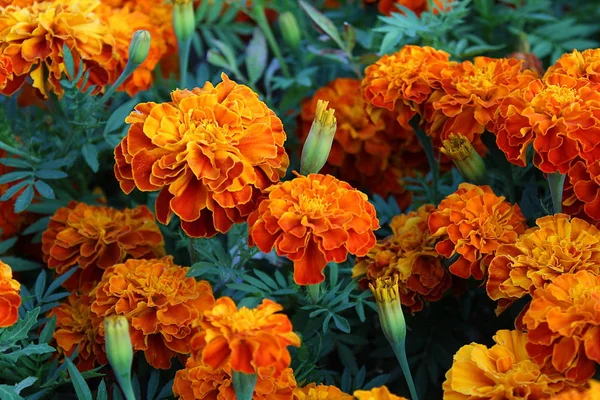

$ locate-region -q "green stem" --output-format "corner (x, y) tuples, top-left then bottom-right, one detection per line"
(178, 38), (192, 89)
(481, 131), (516, 203)
(252, 4), (291, 79)
(306, 283), (320, 304)
(410, 117), (440, 204)
(115, 374), (136, 400)
(0, 141), (40, 163)
(548, 172), (566, 214)
(391, 342), (419, 400)
(99, 61), (136, 106)
(232, 371), (257, 400)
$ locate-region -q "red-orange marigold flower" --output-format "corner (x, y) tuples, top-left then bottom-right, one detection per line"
(545, 49), (600, 84)
(492, 74), (600, 173)
(550, 380), (600, 400)
(487, 214), (600, 314)
(364, 0), (454, 16)
(91, 256), (215, 369)
(563, 159), (600, 225)
(114, 73), (289, 238)
(353, 204), (451, 312)
(523, 270), (600, 384)
(0, 54), (13, 91)
(362, 45), (452, 128)
(248, 173), (379, 285)
(191, 297), (300, 376)
(42, 201), (165, 291)
(0, 260), (21, 328)
(173, 353), (296, 400)
(48, 292), (105, 371)
(429, 183), (527, 280)
(354, 386), (408, 400)
(293, 384), (353, 400)
(443, 329), (575, 399)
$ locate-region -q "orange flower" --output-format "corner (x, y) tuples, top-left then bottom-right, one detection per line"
(545, 49), (600, 84)
(0, 260), (21, 328)
(48, 292), (105, 371)
(443, 329), (575, 399)
(114, 73), (289, 238)
(550, 380), (600, 400)
(523, 270), (600, 384)
(42, 201), (165, 291)
(0, 151), (30, 241)
(293, 384), (353, 400)
(0, 0), (115, 98)
(248, 173), (379, 285)
(0, 54), (13, 91)
(429, 183), (527, 280)
(174, 353), (296, 400)
(487, 214), (600, 314)
(353, 204), (451, 312)
(91, 256), (215, 369)
(364, 0), (454, 16)
(362, 45), (451, 128)
(191, 297), (300, 376)
(354, 386), (408, 400)
(564, 159), (600, 224)
(426, 57), (537, 147)
(492, 74), (600, 173)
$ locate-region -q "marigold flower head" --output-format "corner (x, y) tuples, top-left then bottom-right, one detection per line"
(0, 55), (13, 91)
(443, 329), (574, 399)
(523, 270), (600, 384)
(114, 73), (289, 238)
(91, 256), (215, 369)
(353, 204), (451, 312)
(491, 74), (600, 173)
(354, 386), (408, 400)
(563, 159), (600, 225)
(191, 297), (300, 376)
(550, 380), (600, 400)
(174, 352), (296, 400)
(48, 292), (105, 371)
(362, 45), (451, 128)
(293, 383), (353, 400)
(429, 183), (527, 280)
(545, 48), (600, 84)
(487, 214), (600, 314)
(248, 173), (379, 285)
(42, 201), (165, 291)
(364, 0), (454, 16)
(0, 260), (21, 328)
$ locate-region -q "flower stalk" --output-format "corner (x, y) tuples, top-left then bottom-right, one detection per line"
(548, 172), (566, 214)
(232, 370), (257, 400)
(252, 2), (291, 78)
(410, 117), (439, 204)
(173, 0), (195, 89)
(104, 316), (135, 400)
(307, 283), (320, 304)
(300, 100), (337, 175)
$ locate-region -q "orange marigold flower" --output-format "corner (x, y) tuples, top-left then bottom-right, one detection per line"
(545, 48), (600, 84)
(248, 173), (379, 285)
(354, 386), (408, 400)
(550, 380), (600, 400)
(0, 54), (13, 91)
(42, 201), (165, 291)
(48, 292), (105, 371)
(0, 260), (21, 328)
(191, 297), (300, 376)
(364, 0), (454, 16)
(174, 352), (296, 400)
(362, 45), (452, 128)
(91, 256), (215, 369)
(293, 383), (353, 400)
(563, 159), (600, 225)
(487, 214), (600, 314)
(426, 57), (537, 146)
(523, 270), (600, 384)
(114, 73), (289, 238)
(353, 204), (451, 312)
(491, 74), (600, 173)
(429, 183), (527, 280)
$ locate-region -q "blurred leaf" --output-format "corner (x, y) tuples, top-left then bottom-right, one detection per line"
(299, 1), (345, 50)
(246, 28), (268, 85)
(33, 180), (55, 200)
(14, 185), (34, 213)
(81, 143), (99, 172)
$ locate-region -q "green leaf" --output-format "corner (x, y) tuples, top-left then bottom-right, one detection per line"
(0, 238), (17, 255)
(1, 343), (55, 363)
(34, 170), (67, 180)
(332, 314), (351, 333)
(155, 379), (174, 400)
(14, 377), (37, 394)
(299, 1), (345, 51)
(104, 97), (138, 135)
(253, 270), (278, 290)
(34, 269), (46, 303)
(81, 143), (99, 172)
(363, 373), (390, 390)
(22, 216), (50, 235)
(0, 257), (41, 272)
(0, 386), (24, 400)
(0, 171), (31, 185)
(246, 28), (268, 85)
(14, 185), (34, 213)
(97, 380), (108, 400)
(33, 180), (55, 200)
(1, 180), (29, 201)
(146, 369), (160, 400)
(45, 267), (77, 297)
(0, 158), (30, 169)
(65, 357), (93, 400)
(62, 44), (75, 80)
(39, 315), (57, 344)
(0, 308), (40, 343)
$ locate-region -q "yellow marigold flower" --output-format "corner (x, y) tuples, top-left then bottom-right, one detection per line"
(191, 297), (300, 376)
(353, 204), (451, 312)
(293, 383), (354, 400)
(114, 73), (289, 238)
(545, 48), (600, 84)
(487, 214), (600, 314)
(173, 352), (296, 400)
(354, 386), (408, 400)
(91, 256), (215, 369)
(0, 260), (21, 328)
(551, 380), (600, 400)
(443, 329), (575, 399)
(48, 293), (105, 371)
(42, 201), (165, 292)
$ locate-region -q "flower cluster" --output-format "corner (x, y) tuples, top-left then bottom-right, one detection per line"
(114, 73), (289, 238)
(353, 204), (451, 312)
(0, 260), (21, 328)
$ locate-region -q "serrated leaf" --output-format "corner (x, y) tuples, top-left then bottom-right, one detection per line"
(65, 357), (93, 400)
(246, 28), (267, 85)
(299, 1), (345, 50)
(14, 185), (34, 213)
(33, 180), (55, 200)
(1, 343), (55, 363)
(81, 143), (99, 172)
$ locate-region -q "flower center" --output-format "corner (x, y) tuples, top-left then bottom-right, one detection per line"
(464, 66), (495, 89)
(299, 194), (329, 214)
(534, 85), (579, 110)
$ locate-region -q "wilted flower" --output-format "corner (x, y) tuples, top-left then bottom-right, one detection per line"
(114, 73), (289, 238)
(523, 271), (600, 384)
(293, 383), (354, 400)
(91, 256), (215, 369)
(0, 260), (21, 328)
(248, 173), (379, 285)
(354, 386), (408, 400)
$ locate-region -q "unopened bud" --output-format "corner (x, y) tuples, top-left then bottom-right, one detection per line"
(369, 276), (406, 345)
(279, 12), (302, 50)
(104, 316), (133, 385)
(300, 100), (337, 175)
(173, 0), (195, 43)
(441, 133), (486, 184)
(128, 30), (151, 66)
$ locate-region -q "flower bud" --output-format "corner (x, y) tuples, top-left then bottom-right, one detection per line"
(279, 12), (302, 51)
(369, 276), (406, 345)
(104, 316), (133, 382)
(441, 133), (487, 184)
(128, 30), (151, 66)
(173, 0), (195, 43)
(300, 100), (337, 175)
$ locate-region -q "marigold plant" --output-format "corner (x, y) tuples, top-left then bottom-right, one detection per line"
(0, 260), (21, 328)
(293, 383), (354, 400)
